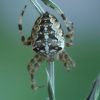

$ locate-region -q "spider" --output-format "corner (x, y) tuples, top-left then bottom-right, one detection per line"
(18, 0), (75, 90)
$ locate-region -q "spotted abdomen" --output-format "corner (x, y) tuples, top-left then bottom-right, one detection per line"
(31, 12), (65, 57)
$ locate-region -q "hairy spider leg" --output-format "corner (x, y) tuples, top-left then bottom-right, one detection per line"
(27, 54), (45, 90)
(30, 0), (45, 14)
(18, 0), (45, 46)
(41, 0), (74, 47)
(59, 51), (75, 70)
(18, 5), (32, 45)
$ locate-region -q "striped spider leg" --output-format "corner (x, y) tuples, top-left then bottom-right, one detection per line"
(18, 5), (32, 46)
(59, 51), (75, 70)
(18, 0), (45, 46)
(18, 1), (46, 90)
(27, 54), (45, 90)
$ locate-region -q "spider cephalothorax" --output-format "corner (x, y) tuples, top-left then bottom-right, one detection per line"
(18, 0), (75, 90)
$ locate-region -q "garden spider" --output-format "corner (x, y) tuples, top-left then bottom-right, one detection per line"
(18, 0), (75, 90)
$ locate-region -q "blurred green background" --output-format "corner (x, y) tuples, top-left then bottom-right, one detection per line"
(0, 0), (100, 100)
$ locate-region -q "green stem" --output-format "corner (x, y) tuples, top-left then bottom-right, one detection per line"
(46, 61), (55, 100)
(86, 73), (100, 100)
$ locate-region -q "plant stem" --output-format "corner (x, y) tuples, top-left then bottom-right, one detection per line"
(86, 73), (100, 100)
(46, 61), (55, 100)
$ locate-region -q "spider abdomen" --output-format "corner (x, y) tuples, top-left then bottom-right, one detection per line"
(32, 12), (65, 57)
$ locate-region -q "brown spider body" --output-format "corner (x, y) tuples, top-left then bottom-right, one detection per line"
(31, 12), (65, 60)
(18, 3), (75, 90)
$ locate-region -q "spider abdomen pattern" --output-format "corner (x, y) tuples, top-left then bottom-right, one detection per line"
(32, 12), (65, 57)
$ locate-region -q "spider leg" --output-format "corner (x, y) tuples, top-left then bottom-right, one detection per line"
(30, 0), (45, 14)
(65, 21), (74, 47)
(18, 0), (45, 46)
(18, 5), (32, 46)
(41, 0), (74, 31)
(27, 54), (45, 90)
(41, 0), (74, 47)
(65, 33), (74, 47)
(59, 51), (75, 70)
